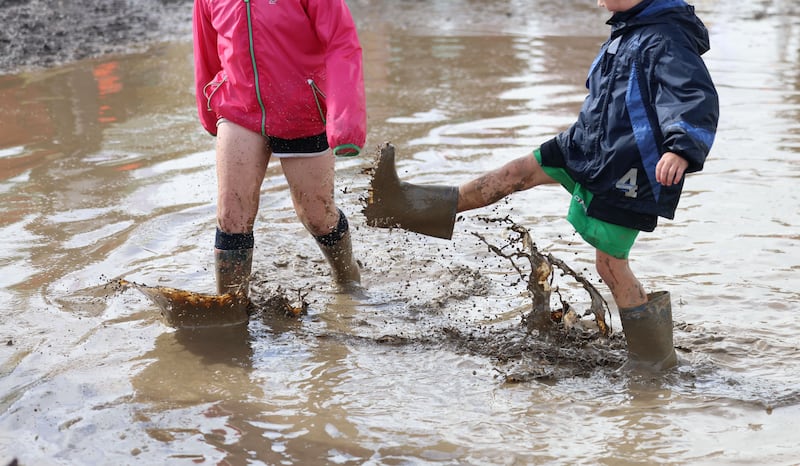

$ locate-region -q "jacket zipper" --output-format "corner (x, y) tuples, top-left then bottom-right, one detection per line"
(244, 0), (268, 136)
(594, 37), (619, 158)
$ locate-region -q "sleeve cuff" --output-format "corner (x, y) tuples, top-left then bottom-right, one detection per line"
(539, 137), (565, 168)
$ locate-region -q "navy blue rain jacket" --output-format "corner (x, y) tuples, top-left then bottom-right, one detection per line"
(540, 0), (719, 231)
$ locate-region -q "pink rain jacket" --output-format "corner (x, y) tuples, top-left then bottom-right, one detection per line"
(193, 0), (366, 151)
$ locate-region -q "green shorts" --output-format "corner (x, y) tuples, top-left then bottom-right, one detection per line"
(533, 148), (638, 259)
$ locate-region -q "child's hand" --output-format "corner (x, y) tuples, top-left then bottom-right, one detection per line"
(656, 152), (689, 186)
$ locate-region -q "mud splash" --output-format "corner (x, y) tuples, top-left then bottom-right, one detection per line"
(112, 279), (307, 328)
(445, 217), (628, 382)
(356, 143), (628, 382)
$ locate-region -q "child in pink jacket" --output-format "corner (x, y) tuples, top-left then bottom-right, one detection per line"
(193, 0), (366, 309)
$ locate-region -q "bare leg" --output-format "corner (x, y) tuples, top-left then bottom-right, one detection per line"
(281, 151), (359, 286)
(215, 121), (270, 233)
(213, 121), (268, 299)
(279, 151), (339, 236)
(595, 249), (647, 309)
(457, 153), (559, 212)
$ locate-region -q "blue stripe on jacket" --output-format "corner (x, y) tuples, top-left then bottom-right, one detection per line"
(625, 60), (661, 202)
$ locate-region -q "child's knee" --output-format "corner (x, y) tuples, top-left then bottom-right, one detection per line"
(594, 257), (613, 284)
(299, 206), (342, 237)
(217, 200), (257, 233)
(595, 250), (628, 284)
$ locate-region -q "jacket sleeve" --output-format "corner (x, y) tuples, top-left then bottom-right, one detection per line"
(192, 0), (221, 136)
(647, 40), (719, 173)
(306, 0), (367, 152)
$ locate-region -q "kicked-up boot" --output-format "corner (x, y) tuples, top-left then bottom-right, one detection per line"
(315, 209), (361, 288)
(618, 290), (679, 371)
(363, 142), (459, 240)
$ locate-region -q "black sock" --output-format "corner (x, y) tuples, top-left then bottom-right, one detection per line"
(215, 228), (254, 250)
(314, 209), (349, 247)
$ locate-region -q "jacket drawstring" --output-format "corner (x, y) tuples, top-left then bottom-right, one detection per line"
(307, 79), (326, 125)
(203, 77), (227, 111)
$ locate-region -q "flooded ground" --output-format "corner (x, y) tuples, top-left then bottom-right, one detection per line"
(1, 0), (799, 464)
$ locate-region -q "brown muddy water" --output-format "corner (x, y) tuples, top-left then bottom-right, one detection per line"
(1, 1), (799, 465)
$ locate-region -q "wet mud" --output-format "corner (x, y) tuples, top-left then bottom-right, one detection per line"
(247, 226), (625, 383)
(120, 264), (626, 383)
(0, 0), (192, 74)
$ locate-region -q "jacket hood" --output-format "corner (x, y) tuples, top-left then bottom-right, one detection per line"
(607, 0), (711, 55)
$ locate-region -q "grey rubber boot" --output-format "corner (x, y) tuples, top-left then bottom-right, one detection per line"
(619, 290), (679, 371)
(315, 210), (361, 288)
(215, 247), (253, 297)
(317, 228), (361, 287)
(363, 142), (459, 240)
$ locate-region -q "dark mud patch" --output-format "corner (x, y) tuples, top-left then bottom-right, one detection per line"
(441, 324), (627, 382)
(0, 0), (192, 74)
(303, 316), (626, 382)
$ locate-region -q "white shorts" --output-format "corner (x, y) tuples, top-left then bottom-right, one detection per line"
(270, 148), (330, 159)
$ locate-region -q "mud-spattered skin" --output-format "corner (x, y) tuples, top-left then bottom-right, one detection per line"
(0, 0), (192, 75)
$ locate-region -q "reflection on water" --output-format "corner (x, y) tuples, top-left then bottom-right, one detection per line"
(1, 1), (799, 464)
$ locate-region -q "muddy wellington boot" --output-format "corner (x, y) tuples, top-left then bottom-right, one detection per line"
(315, 210), (361, 288)
(118, 231), (254, 328)
(619, 290), (679, 371)
(363, 142), (459, 240)
(215, 247), (253, 297)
